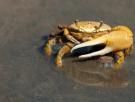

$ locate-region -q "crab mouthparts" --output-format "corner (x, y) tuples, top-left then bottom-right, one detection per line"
(71, 41), (113, 59)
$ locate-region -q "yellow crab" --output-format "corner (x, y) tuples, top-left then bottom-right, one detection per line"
(44, 20), (133, 70)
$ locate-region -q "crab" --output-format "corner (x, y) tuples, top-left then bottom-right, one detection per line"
(44, 20), (133, 70)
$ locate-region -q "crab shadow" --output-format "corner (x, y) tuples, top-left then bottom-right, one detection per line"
(38, 35), (48, 54)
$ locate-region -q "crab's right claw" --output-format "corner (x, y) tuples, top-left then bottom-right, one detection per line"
(71, 36), (113, 58)
(71, 26), (133, 69)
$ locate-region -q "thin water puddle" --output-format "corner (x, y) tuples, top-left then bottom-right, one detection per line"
(43, 36), (129, 88)
(61, 58), (128, 88)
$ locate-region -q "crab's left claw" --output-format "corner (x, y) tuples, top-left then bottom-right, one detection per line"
(71, 26), (133, 69)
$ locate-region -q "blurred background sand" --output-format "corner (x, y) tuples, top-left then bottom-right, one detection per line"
(0, 0), (135, 102)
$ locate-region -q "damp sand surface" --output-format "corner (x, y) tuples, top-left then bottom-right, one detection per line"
(0, 0), (135, 102)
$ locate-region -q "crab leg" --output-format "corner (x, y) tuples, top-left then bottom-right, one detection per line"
(56, 42), (75, 67)
(114, 45), (133, 70)
(64, 28), (81, 44)
(44, 38), (56, 56)
(114, 51), (125, 70)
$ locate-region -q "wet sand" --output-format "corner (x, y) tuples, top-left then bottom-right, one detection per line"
(0, 0), (135, 102)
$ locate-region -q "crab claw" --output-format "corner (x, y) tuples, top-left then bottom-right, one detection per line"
(71, 26), (133, 59)
(71, 36), (113, 58)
